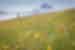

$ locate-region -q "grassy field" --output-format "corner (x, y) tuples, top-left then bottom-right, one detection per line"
(0, 8), (74, 50)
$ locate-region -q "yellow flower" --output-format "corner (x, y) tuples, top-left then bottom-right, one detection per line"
(47, 45), (52, 50)
(34, 32), (40, 39)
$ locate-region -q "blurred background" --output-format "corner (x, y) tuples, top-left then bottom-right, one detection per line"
(0, 0), (74, 21)
(0, 0), (74, 50)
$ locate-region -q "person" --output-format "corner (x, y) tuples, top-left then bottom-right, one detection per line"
(16, 12), (20, 19)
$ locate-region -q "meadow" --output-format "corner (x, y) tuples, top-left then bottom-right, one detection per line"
(0, 8), (74, 50)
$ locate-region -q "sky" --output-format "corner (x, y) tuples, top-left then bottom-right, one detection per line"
(0, 0), (74, 20)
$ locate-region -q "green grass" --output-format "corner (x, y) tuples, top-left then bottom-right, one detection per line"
(0, 8), (74, 50)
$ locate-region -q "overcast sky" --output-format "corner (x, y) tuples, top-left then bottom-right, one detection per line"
(0, 0), (74, 20)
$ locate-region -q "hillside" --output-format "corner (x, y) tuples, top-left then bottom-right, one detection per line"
(0, 8), (74, 50)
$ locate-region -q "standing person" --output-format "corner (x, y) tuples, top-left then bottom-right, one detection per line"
(16, 12), (20, 19)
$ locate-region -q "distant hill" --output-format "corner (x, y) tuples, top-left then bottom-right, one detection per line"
(0, 8), (73, 29)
